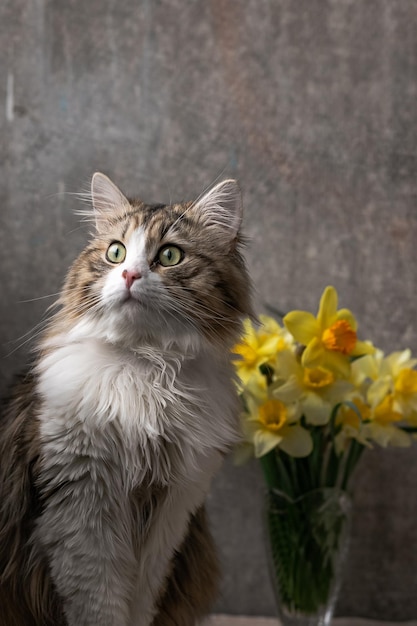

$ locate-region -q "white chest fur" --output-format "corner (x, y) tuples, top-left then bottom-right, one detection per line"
(35, 337), (239, 626)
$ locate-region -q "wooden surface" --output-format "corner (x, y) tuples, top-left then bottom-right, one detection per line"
(205, 618), (417, 626)
(205, 617), (276, 625)
(204, 617), (276, 625)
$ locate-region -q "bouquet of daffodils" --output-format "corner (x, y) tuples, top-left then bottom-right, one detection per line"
(233, 286), (417, 619)
(234, 285), (417, 494)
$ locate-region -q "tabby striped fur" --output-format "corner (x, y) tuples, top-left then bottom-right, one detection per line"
(0, 174), (252, 626)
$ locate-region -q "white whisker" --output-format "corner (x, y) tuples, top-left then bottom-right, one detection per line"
(18, 292), (62, 304)
(3, 318), (49, 357)
(161, 292), (232, 346)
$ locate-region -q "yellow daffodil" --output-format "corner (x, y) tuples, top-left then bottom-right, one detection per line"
(335, 387), (411, 449)
(364, 386), (411, 448)
(283, 286), (374, 378)
(241, 390), (312, 458)
(337, 397), (369, 430)
(349, 351), (383, 388)
(234, 286), (416, 486)
(364, 350), (417, 420)
(363, 422), (411, 447)
(362, 393), (412, 448)
(334, 398), (371, 453)
(272, 349), (353, 426)
(233, 315), (293, 385)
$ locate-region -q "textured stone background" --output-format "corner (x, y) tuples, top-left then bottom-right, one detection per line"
(1, 0), (417, 619)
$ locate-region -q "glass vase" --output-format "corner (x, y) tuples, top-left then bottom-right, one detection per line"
(264, 487), (352, 626)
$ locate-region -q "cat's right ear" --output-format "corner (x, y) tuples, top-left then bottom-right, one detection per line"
(191, 179), (243, 246)
(91, 173), (131, 231)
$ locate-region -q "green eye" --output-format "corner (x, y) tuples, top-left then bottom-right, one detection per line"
(158, 245), (183, 267)
(106, 241), (126, 264)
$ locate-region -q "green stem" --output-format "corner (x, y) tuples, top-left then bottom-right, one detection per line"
(259, 450), (280, 490)
(325, 443), (340, 488)
(278, 452), (298, 498)
(341, 440), (365, 491)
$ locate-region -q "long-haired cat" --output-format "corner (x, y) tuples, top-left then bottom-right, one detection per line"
(0, 173), (252, 626)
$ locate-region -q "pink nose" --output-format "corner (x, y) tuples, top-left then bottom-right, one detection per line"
(122, 269), (141, 289)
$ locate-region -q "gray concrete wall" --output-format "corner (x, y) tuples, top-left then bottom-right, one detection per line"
(1, 0), (417, 619)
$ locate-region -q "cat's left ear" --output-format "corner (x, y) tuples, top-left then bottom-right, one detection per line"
(91, 172), (131, 231)
(192, 179), (242, 245)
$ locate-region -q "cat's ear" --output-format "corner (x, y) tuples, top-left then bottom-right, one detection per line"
(192, 179), (242, 244)
(90, 173), (130, 230)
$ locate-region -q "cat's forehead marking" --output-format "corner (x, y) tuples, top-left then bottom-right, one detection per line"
(125, 226), (148, 268)
(119, 202), (192, 244)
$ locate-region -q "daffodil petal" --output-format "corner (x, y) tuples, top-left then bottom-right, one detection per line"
(334, 424), (372, 454)
(259, 315), (282, 334)
(278, 425), (313, 457)
(351, 354), (380, 384)
(302, 395), (332, 425)
(386, 350), (414, 374)
(351, 340), (375, 357)
(367, 377), (391, 407)
(258, 335), (282, 357)
(285, 402), (303, 424)
(253, 430), (282, 458)
(336, 308), (357, 331)
(274, 350), (300, 380)
(317, 286), (338, 328)
(322, 351), (351, 378)
(240, 415), (261, 439)
(302, 337), (324, 369)
(283, 311), (319, 345)
(234, 365), (259, 386)
(245, 373), (268, 400)
(363, 423), (411, 448)
(325, 379), (354, 404)
(241, 318), (257, 346)
(273, 378), (301, 404)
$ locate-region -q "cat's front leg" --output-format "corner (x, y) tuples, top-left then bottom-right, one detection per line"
(34, 452), (138, 626)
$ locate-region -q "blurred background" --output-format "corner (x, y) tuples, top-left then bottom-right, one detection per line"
(1, 0), (417, 619)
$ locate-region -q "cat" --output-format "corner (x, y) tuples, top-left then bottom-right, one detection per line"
(0, 173), (252, 626)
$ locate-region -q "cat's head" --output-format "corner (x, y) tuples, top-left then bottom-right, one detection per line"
(57, 173), (253, 352)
